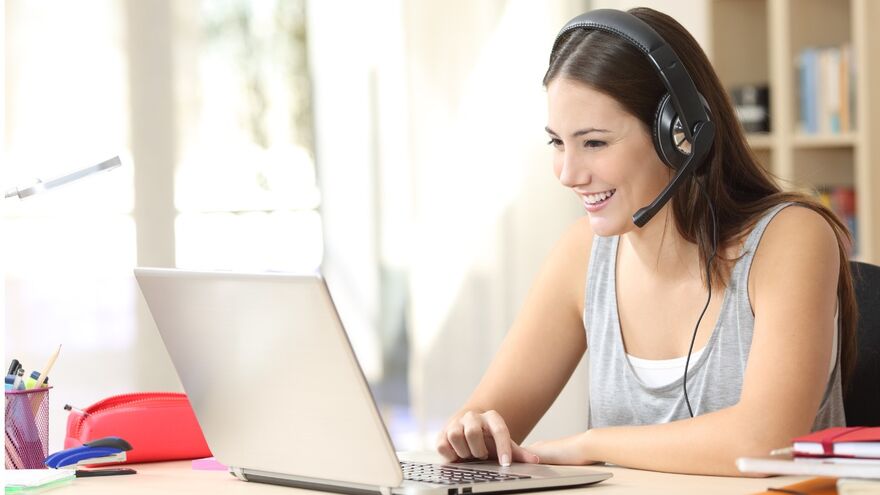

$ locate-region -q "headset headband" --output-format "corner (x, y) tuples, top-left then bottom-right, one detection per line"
(551, 9), (710, 141)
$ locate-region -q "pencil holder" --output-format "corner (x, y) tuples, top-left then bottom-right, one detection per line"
(5, 387), (51, 469)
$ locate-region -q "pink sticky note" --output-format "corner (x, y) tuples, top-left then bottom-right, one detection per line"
(192, 457), (228, 471)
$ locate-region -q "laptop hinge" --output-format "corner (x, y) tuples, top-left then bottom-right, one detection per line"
(231, 467), (248, 481)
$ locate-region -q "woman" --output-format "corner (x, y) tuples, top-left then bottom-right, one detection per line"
(436, 7), (856, 476)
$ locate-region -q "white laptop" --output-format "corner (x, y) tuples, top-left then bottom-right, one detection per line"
(134, 268), (612, 494)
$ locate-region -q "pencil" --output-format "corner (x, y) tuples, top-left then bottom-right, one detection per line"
(34, 344), (61, 389)
(29, 344), (61, 416)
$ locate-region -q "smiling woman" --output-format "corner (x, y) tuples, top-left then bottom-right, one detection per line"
(436, 7), (858, 476)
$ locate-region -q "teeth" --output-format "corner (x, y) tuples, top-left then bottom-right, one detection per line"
(585, 189), (615, 205)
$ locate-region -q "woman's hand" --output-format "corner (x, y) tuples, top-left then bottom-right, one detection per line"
(525, 432), (599, 465)
(436, 410), (541, 467)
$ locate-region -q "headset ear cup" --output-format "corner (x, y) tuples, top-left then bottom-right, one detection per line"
(653, 93), (687, 170)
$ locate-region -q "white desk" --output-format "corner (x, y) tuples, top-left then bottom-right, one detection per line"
(47, 454), (812, 495)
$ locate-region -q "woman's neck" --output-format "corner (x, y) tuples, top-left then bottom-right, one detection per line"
(620, 205), (703, 283)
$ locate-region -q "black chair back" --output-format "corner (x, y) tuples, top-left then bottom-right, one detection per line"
(844, 261), (880, 426)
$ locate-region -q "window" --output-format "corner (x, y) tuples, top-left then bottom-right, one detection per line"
(3, 0), (318, 452)
(175, 0), (320, 272)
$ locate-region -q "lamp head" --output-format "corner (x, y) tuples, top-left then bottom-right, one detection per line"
(4, 156), (121, 200)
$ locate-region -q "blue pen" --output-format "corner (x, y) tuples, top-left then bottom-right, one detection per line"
(12, 369), (25, 390)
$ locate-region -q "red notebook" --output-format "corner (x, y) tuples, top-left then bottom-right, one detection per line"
(793, 426), (880, 459)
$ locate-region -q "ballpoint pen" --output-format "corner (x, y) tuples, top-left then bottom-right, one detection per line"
(12, 368), (26, 390)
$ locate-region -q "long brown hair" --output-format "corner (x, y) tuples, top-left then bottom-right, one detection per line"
(543, 8), (857, 388)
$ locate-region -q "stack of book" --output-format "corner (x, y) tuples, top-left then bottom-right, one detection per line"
(817, 186), (858, 257)
(797, 45), (856, 135)
(738, 426), (880, 485)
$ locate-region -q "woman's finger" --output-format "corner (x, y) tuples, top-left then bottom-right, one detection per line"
(461, 412), (489, 459)
(482, 410), (514, 466)
(445, 421), (472, 460)
(436, 433), (460, 462)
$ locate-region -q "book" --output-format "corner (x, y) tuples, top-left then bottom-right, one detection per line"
(838, 477), (880, 495)
(796, 45), (856, 135)
(737, 454), (880, 479)
(4, 469), (75, 493)
(799, 48), (819, 134)
(824, 48), (841, 133)
(839, 44), (851, 133)
(755, 477), (837, 495)
(794, 426), (880, 458)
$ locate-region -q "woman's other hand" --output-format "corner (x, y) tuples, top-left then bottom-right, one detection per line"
(525, 432), (599, 466)
(436, 410), (541, 467)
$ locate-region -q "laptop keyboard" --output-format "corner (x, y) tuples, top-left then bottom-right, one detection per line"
(400, 461), (532, 485)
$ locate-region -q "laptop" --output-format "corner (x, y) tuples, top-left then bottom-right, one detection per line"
(134, 267), (612, 494)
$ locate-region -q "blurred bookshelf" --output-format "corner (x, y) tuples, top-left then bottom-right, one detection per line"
(746, 132), (773, 149)
(792, 132), (857, 148)
(709, 0), (880, 263)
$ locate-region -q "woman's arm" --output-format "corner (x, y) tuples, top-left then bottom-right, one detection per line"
(437, 217), (593, 463)
(527, 206), (841, 476)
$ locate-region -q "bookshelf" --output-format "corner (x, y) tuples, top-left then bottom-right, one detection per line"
(708, 0), (880, 263)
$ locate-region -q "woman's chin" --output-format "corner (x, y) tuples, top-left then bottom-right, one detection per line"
(588, 214), (628, 237)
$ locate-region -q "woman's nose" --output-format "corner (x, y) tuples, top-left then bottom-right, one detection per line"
(557, 151), (589, 188)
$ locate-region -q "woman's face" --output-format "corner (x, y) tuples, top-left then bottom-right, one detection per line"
(546, 77), (670, 236)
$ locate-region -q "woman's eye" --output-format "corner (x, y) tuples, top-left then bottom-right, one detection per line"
(584, 140), (606, 149)
(546, 138), (563, 148)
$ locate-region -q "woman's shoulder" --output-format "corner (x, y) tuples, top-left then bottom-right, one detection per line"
(753, 203), (838, 256)
(748, 203), (840, 301)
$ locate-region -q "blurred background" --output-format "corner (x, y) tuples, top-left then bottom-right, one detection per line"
(3, 0), (878, 453)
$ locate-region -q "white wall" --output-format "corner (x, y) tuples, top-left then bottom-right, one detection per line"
(402, 0), (590, 446)
(307, 0), (595, 448)
(591, 0), (711, 52)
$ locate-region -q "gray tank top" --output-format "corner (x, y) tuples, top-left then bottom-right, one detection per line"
(584, 203), (846, 429)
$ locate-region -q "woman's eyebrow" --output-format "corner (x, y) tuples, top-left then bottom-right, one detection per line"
(544, 126), (611, 138)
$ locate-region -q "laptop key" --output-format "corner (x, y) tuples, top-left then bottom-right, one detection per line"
(400, 461), (532, 484)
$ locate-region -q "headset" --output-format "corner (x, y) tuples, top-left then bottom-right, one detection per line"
(551, 9), (716, 228)
(551, 9), (718, 417)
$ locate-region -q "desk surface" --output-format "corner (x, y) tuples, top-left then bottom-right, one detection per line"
(46, 453), (812, 495)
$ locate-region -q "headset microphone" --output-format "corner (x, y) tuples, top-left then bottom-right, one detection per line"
(633, 120), (715, 227)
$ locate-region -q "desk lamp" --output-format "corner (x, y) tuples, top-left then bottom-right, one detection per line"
(4, 156), (121, 200)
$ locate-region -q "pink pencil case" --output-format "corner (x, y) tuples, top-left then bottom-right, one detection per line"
(64, 392), (212, 463)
